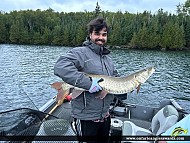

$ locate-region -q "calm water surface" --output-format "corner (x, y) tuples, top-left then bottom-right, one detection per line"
(0, 44), (190, 113)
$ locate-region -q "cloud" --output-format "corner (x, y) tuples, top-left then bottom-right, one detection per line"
(0, 0), (187, 14)
(1, 0), (47, 12)
(50, 0), (95, 13)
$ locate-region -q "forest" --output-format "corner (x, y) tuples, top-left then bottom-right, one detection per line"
(0, 0), (190, 50)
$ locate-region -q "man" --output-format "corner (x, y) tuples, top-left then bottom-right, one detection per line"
(54, 17), (119, 143)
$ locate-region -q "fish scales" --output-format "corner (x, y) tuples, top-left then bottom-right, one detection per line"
(89, 75), (133, 94)
(52, 66), (155, 101)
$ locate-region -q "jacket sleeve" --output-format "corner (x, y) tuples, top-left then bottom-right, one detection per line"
(54, 49), (92, 90)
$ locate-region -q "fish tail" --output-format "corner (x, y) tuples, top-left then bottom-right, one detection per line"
(57, 90), (70, 105)
(51, 82), (70, 106)
(70, 89), (84, 99)
(51, 82), (63, 90)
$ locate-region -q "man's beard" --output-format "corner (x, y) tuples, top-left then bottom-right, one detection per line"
(95, 39), (106, 45)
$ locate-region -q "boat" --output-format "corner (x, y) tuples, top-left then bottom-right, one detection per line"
(0, 92), (188, 143)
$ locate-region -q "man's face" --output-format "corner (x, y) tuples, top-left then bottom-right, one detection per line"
(90, 27), (107, 46)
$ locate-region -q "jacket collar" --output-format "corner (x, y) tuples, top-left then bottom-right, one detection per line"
(82, 40), (110, 55)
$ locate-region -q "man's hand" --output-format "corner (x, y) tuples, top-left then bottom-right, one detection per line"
(89, 78), (103, 93)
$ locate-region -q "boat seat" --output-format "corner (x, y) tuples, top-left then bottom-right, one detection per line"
(151, 105), (179, 135)
(122, 105), (179, 142)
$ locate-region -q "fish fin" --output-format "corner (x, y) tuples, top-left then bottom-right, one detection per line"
(51, 82), (63, 90)
(95, 90), (108, 99)
(57, 90), (70, 106)
(100, 90), (108, 99)
(136, 84), (141, 94)
(71, 89), (84, 99)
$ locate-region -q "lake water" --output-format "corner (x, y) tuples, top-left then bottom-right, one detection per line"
(0, 44), (190, 113)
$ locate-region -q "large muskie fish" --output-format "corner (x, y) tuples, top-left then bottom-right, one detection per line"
(52, 67), (155, 105)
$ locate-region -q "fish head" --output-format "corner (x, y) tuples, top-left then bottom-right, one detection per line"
(148, 66), (155, 75)
(135, 67), (155, 83)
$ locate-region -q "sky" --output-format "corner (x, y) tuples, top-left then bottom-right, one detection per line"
(0, 0), (187, 14)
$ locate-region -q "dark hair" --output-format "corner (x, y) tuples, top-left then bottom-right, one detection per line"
(87, 17), (110, 34)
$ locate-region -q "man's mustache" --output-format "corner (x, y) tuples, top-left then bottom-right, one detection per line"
(95, 39), (105, 42)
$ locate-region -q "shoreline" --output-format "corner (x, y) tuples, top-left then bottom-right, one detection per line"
(0, 43), (190, 51)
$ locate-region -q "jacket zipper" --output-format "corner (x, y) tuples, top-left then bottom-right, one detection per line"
(100, 54), (110, 119)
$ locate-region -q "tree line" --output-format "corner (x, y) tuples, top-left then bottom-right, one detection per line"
(0, 1), (190, 50)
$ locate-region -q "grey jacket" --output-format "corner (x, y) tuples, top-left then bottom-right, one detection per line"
(54, 40), (118, 120)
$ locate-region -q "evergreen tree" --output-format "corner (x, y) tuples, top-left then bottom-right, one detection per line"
(9, 20), (20, 43)
(42, 27), (52, 45)
(52, 25), (63, 45)
(33, 32), (42, 45)
(138, 22), (149, 49)
(0, 14), (7, 43)
(184, 0), (190, 15)
(130, 32), (139, 48)
(94, 2), (101, 17)
(0, 1), (189, 50)
(184, 16), (190, 48)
